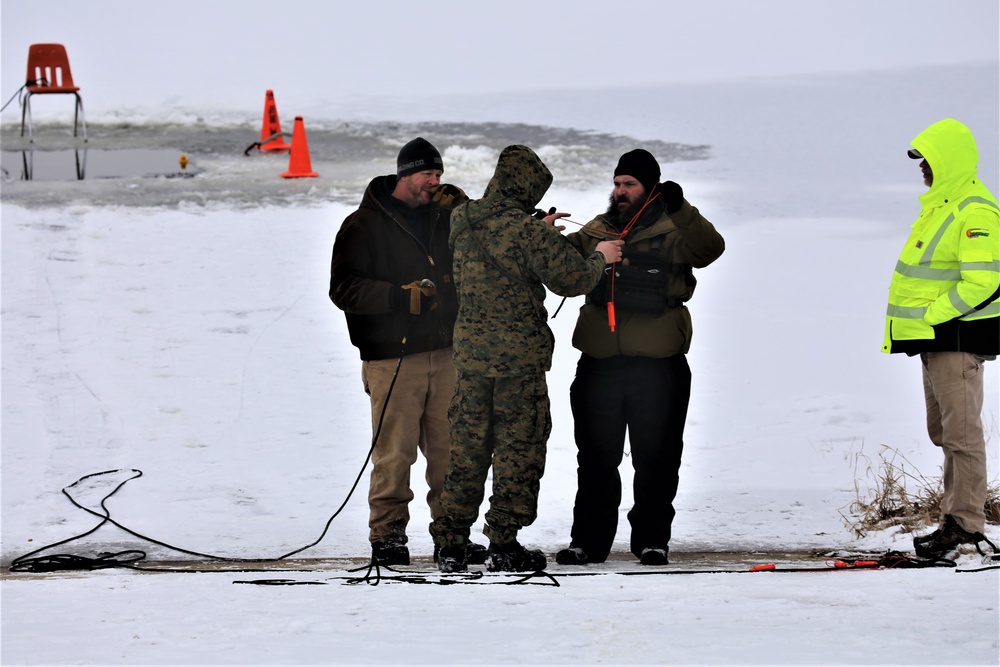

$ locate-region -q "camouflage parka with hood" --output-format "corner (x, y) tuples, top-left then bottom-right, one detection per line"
(449, 145), (607, 376)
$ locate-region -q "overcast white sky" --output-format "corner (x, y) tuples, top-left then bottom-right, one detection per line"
(2, 0), (998, 114)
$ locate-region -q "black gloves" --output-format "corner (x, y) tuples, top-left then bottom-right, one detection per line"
(655, 181), (684, 214)
(399, 279), (438, 316)
(430, 184), (469, 210)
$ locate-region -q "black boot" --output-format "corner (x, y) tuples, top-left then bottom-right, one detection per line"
(555, 546), (590, 565)
(639, 547), (669, 566)
(486, 541), (546, 572)
(912, 526), (943, 550)
(434, 542), (488, 565)
(372, 541), (410, 566)
(914, 515), (976, 558)
(437, 545), (468, 573)
(466, 542), (489, 565)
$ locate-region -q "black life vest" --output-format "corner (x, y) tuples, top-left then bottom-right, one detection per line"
(585, 235), (694, 314)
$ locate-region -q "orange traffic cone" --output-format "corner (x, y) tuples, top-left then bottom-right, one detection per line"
(281, 116), (319, 178)
(259, 89), (291, 153)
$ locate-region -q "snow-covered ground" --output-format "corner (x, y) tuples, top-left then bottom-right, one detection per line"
(2, 1), (999, 665)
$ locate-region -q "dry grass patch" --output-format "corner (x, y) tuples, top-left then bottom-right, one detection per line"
(845, 444), (1000, 539)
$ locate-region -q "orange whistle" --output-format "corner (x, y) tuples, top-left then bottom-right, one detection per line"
(608, 302), (616, 332)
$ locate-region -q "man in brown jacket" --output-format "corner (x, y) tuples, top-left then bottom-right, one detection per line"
(330, 137), (486, 566)
(557, 149), (725, 566)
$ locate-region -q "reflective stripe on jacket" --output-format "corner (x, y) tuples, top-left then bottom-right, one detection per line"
(883, 119), (1000, 355)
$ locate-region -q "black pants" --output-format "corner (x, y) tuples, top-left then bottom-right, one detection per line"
(568, 353), (691, 561)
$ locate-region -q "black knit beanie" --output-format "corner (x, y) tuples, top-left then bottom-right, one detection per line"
(397, 137), (443, 177)
(614, 149), (660, 194)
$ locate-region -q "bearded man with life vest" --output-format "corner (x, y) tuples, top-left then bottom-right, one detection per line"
(556, 149), (725, 566)
(884, 119), (1000, 559)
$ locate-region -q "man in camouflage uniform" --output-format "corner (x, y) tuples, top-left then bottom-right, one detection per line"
(430, 145), (623, 573)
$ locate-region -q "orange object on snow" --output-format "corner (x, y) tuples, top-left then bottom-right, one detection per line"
(281, 116), (318, 178)
(259, 89), (291, 153)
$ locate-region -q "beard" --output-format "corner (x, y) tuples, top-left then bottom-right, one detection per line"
(604, 191), (647, 229)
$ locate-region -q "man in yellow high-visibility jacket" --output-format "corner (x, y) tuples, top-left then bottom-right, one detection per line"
(883, 118), (999, 559)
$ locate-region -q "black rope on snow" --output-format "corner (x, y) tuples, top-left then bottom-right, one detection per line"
(6, 455), (369, 573)
(232, 579), (327, 586)
(276, 331), (409, 562)
(956, 564), (1000, 573)
(228, 548), (996, 585)
(875, 550), (956, 569)
(956, 532), (1000, 571)
(344, 558), (389, 586)
(972, 532), (1000, 559)
(9, 551), (146, 572)
(232, 567), (559, 587)
(504, 570), (561, 586)
(231, 555), (560, 587)
(8, 456), (373, 573)
(9, 326), (416, 575)
(7, 468), (252, 573)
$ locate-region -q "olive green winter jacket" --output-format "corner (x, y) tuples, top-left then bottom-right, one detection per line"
(449, 145), (607, 376)
(566, 196), (725, 359)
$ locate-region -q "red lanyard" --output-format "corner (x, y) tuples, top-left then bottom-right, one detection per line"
(607, 190), (661, 331)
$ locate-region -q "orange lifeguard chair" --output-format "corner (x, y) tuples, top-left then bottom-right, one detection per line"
(21, 43), (87, 142)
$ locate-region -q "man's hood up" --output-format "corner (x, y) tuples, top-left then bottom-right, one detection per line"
(481, 145), (552, 211)
(911, 118), (980, 205)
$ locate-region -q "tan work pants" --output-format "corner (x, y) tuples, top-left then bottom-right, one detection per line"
(361, 347), (456, 544)
(921, 351), (988, 534)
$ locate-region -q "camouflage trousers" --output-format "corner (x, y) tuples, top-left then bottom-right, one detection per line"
(430, 370), (551, 547)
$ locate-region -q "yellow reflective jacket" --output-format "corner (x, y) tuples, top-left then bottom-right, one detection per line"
(883, 118), (1000, 355)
